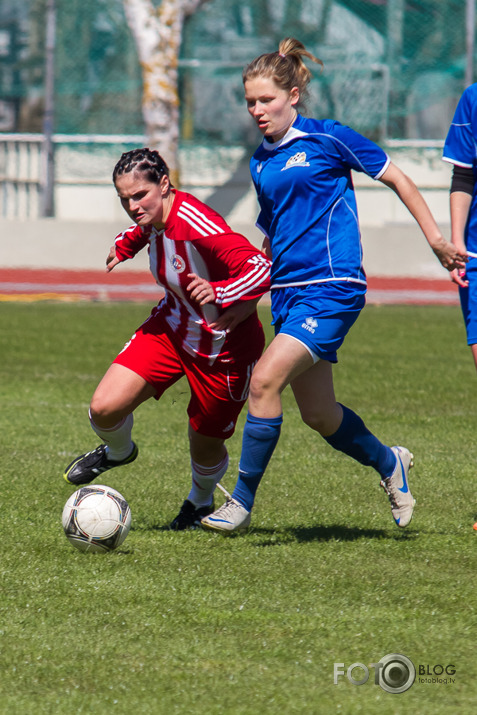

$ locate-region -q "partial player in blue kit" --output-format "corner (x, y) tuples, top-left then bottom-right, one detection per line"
(443, 83), (477, 368)
(201, 37), (467, 534)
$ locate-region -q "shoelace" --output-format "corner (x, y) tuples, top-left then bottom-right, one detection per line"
(213, 498), (241, 518)
(380, 479), (399, 508)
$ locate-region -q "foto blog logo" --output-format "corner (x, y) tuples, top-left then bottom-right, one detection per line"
(333, 653), (416, 694)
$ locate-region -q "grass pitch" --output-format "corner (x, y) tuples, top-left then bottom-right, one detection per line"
(1, 301), (476, 715)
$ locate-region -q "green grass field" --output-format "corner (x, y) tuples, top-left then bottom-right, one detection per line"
(1, 301), (475, 715)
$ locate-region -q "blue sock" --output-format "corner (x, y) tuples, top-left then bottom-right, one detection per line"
(232, 413), (283, 511)
(324, 404), (396, 478)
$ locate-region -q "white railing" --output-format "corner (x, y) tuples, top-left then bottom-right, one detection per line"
(0, 134), (44, 219)
(0, 133), (145, 219)
(0, 132), (451, 223)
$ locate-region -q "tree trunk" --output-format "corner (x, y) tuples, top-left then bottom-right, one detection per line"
(123, 0), (208, 186)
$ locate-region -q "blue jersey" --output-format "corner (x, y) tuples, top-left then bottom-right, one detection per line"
(250, 114), (390, 289)
(443, 83), (477, 253)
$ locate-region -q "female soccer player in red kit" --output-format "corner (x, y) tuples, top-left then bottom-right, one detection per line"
(64, 148), (271, 529)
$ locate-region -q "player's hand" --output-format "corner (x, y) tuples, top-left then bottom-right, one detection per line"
(450, 267), (469, 288)
(432, 239), (467, 272)
(106, 246), (120, 272)
(209, 298), (259, 332)
(186, 273), (215, 305)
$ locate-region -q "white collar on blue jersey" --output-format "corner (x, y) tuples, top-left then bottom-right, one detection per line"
(262, 125), (308, 151)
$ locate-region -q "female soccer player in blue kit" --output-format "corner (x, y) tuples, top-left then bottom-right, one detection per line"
(443, 83), (477, 370)
(201, 37), (467, 533)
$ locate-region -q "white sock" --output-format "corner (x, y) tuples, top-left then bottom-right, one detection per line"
(89, 410), (134, 461)
(187, 452), (229, 507)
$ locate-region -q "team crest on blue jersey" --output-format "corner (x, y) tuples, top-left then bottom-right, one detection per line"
(171, 254), (186, 273)
(282, 152), (310, 171)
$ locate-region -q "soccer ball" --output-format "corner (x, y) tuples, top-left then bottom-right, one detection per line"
(62, 485), (132, 553)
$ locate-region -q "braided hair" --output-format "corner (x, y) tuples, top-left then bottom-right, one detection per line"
(113, 148), (170, 185)
(242, 37), (323, 109)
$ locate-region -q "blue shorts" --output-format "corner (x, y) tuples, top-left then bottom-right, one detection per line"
(271, 281), (366, 363)
(459, 262), (477, 345)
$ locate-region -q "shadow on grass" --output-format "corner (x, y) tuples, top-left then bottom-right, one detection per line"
(131, 523), (172, 532)
(250, 523), (418, 546)
(131, 521), (419, 547)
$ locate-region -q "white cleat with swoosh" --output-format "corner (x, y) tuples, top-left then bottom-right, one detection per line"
(380, 446), (415, 528)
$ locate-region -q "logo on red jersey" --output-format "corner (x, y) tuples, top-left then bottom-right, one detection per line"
(171, 254), (186, 273)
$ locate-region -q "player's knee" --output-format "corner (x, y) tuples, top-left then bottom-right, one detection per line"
(89, 392), (119, 425)
(299, 405), (329, 434)
(249, 370), (278, 402)
(189, 430), (226, 466)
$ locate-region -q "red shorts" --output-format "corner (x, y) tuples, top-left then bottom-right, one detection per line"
(113, 327), (259, 439)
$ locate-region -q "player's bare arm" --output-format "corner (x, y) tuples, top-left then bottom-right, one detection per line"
(450, 191), (472, 287)
(379, 162), (467, 272)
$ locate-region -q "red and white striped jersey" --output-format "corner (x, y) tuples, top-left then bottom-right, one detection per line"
(114, 190), (271, 364)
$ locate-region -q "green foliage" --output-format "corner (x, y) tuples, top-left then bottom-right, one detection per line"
(1, 302), (476, 714)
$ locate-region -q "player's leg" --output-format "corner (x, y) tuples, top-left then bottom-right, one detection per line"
(235, 333), (312, 497)
(64, 364), (155, 485)
(64, 320), (182, 486)
(169, 428), (229, 530)
(201, 333), (313, 532)
(291, 362), (414, 527)
(89, 363), (156, 449)
(203, 282), (355, 532)
(286, 283), (414, 528)
(291, 360), (395, 468)
(170, 353), (257, 531)
(229, 281), (364, 512)
(188, 426), (228, 507)
(205, 279), (414, 531)
(470, 343), (477, 369)
(63, 367), (149, 485)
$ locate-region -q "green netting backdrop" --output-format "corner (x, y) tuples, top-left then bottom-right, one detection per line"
(0, 0), (471, 146)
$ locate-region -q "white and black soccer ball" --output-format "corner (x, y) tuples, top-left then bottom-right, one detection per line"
(62, 485), (131, 553)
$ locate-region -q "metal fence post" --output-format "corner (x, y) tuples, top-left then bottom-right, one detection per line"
(41, 0), (56, 217)
(466, 0), (476, 87)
